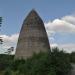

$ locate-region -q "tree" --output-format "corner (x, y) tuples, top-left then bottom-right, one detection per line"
(5, 47), (14, 55)
(70, 52), (75, 63)
(4, 68), (12, 75)
(0, 17), (2, 26)
(0, 48), (72, 75)
(0, 17), (3, 44)
(13, 48), (71, 75)
(0, 37), (3, 44)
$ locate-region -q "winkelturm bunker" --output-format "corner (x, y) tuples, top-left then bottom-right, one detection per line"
(15, 10), (50, 59)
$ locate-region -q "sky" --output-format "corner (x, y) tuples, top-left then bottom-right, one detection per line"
(0, 0), (75, 54)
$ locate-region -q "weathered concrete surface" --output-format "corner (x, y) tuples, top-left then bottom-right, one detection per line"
(70, 64), (75, 75)
(68, 63), (75, 75)
(15, 10), (50, 59)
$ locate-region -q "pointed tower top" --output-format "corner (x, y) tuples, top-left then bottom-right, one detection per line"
(27, 9), (39, 18)
(24, 9), (43, 24)
(30, 9), (37, 13)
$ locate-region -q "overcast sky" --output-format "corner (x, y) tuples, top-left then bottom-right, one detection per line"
(0, 0), (75, 54)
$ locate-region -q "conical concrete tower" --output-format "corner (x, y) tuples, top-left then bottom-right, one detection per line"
(15, 10), (50, 59)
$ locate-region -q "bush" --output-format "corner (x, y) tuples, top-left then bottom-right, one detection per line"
(0, 48), (72, 75)
(12, 48), (72, 75)
(4, 68), (12, 75)
(0, 54), (14, 70)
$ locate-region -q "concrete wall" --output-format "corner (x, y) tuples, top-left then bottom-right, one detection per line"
(15, 10), (50, 59)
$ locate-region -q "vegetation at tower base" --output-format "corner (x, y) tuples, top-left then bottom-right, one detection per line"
(0, 48), (74, 75)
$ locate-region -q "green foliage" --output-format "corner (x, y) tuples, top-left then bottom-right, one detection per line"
(0, 54), (14, 70)
(11, 59), (25, 71)
(70, 52), (75, 63)
(4, 68), (12, 75)
(0, 48), (73, 75)
(10, 48), (72, 75)
(51, 48), (71, 75)
(0, 17), (2, 25)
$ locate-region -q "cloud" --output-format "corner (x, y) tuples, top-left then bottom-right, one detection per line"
(62, 15), (75, 25)
(50, 43), (58, 48)
(45, 15), (75, 53)
(0, 33), (19, 43)
(0, 33), (19, 54)
(50, 43), (75, 53)
(0, 15), (75, 54)
(58, 43), (75, 53)
(45, 15), (75, 33)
